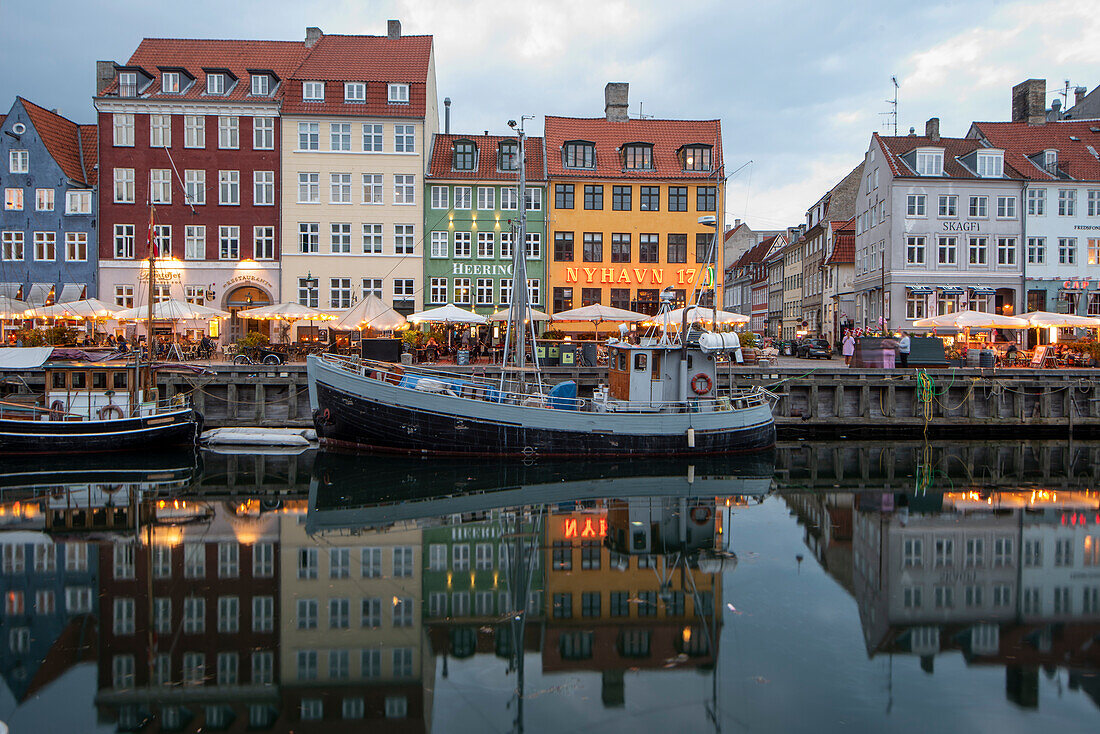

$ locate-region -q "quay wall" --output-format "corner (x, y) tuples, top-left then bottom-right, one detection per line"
(9, 365), (1099, 435)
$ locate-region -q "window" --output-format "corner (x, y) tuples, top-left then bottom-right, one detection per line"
(500, 232), (513, 259)
(218, 596), (239, 633)
(916, 150), (943, 176)
(361, 598), (381, 628)
(33, 232), (56, 261)
(639, 233), (659, 263)
(429, 277), (447, 304)
(114, 168), (135, 203)
(216, 543), (239, 578)
(219, 170), (239, 205)
(329, 598), (350, 629)
(393, 546), (414, 577)
(431, 186), (449, 209)
(697, 186), (717, 211)
(666, 187), (688, 212)
(114, 285), (134, 308)
(298, 172), (319, 203)
(149, 169), (171, 204)
(996, 237), (1016, 265)
(1089, 190), (1100, 217)
(65, 190), (92, 214)
(938, 194), (957, 217)
(934, 538), (954, 567)
(182, 596), (205, 633)
(297, 598), (318, 630)
(453, 140), (476, 170)
(184, 169), (205, 205)
(965, 538), (984, 567)
(933, 585), (953, 608)
(1059, 189), (1076, 216)
(612, 185), (632, 211)
(328, 172), (352, 204)
(394, 279), (414, 305)
(303, 81), (324, 101)
(394, 174), (415, 204)
(184, 225), (205, 260)
(976, 151), (1003, 177)
(363, 123), (383, 152)
(1028, 188), (1046, 215)
(114, 224), (135, 259)
(526, 232), (541, 259)
(206, 72), (226, 94)
(218, 225), (239, 260)
(1027, 237), (1045, 264)
(528, 279), (541, 306)
(968, 196), (987, 217)
(582, 232), (603, 262)
(474, 278), (493, 306)
(906, 290), (927, 320)
(298, 122), (319, 150)
(478, 231), (495, 259)
(553, 592), (573, 619)
(1059, 237), (1076, 265)
(525, 187), (542, 211)
(968, 237), (987, 265)
(454, 277), (472, 304)
(610, 288), (630, 309)
(330, 277), (352, 308)
(696, 233), (711, 263)
(161, 71), (179, 93)
(65, 232), (87, 261)
(453, 231), (471, 258)
(358, 173), (383, 205)
(903, 538), (922, 567)
(906, 194), (926, 216)
(218, 116), (238, 149)
(183, 115), (205, 148)
(639, 186), (660, 211)
(564, 141), (595, 168)
(906, 236), (925, 265)
(298, 547), (318, 579)
(1055, 538), (1073, 566)
(362, 278), (382, 300)
(429, 231), (449, 258)
(668, 233), (687, 263)
(997, 196), (1016, 218)
(393, 597), (413, 627)
(248, 170), (275, 207)
(903, 586), (922, 609)
(394, 124), (415, 152)
(343, 81), (365, 102)
(387, 83), (409, 103)
(554, 232), (574, 262)
(555, 183), (575, 210)
(476, 186), (495, 210)
(113, 113), (134, 146)
(394, 224), (414, 255)
(553, 286), (573, 313)
(3, 188), (22, 211)
(328, 122), (352, 151)
(611, 233), (631, 262)
(939, 236), (957, 263)
(1089, 239), (1100, 266)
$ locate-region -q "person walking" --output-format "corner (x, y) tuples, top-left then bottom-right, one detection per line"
(898, 331), (911, 368)
(842, 330), (856, 365)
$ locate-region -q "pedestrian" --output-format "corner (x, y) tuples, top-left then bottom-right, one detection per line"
(898, 331), (911, 368)
(842, 330), (856, 365)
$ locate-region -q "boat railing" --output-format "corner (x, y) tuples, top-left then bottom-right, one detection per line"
(319, 354), (770, 414)
(0, 393), (190, 421)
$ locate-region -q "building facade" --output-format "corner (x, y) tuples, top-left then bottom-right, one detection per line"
(1, 98), (97, 308)
(544, 84), (724, 326)
(280, 24), (438, 322)
(855, 120), (1025, 332)
(94, 39), (305, 341)
(822, 218), (855, 344)
(424, 133), (546, 315)
(780, 236), (804, 340)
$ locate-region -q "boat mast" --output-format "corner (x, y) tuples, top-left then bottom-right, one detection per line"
(502, 117), (540, 391)
(146, 205), (157, 397)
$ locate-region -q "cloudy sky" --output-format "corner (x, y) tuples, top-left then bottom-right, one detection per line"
(3, 0), (1098, 228)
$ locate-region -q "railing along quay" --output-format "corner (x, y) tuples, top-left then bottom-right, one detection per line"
(10, 364), (1097, 434)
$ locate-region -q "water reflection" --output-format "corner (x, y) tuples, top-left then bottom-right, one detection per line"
(0, 443), (1096, 731)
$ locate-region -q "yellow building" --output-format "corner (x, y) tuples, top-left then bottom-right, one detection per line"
(544, 84), (724, 327)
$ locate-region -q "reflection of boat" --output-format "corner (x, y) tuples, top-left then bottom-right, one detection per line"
(0, 450), (199, 494)
(306, 450), (774, 531)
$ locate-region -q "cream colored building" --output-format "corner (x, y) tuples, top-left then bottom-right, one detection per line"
(781, 238), (804, 340)
(278, 25), (438, 325)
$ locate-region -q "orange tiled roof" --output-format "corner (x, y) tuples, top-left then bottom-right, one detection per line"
(874, 132), (1026, 180)
(972, 119), (1100, 181)
(19, 98), (94, 185)
(102, 38), (310, 102)
(290, 34), (431, 82)
(825, 217), (855, 265)
(427, 133), (545, 181)
(79, 125), (98, 186)
(543, 116), (722, 180)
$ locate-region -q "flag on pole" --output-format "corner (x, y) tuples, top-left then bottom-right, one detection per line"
(147, 208), (158, 257)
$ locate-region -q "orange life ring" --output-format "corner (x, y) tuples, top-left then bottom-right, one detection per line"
(98, 404), (125, 420)
(691, 373), (712, 395)
(690, 505), (712, 525)
(321, 408), (331, 422)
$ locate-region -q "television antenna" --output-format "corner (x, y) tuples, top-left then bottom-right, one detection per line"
(1057, 79), (1087, 110)
(879, 76), (899, 135)
(636, 101), (654, 120)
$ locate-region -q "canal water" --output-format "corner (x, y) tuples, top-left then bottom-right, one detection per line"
(0, 442), (1097, 732)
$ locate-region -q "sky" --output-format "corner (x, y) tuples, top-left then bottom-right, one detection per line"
(2, 0), (1099, 230)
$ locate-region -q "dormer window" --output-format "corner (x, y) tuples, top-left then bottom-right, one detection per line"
(1044, 149), (1058, 173)
(453, 141), (477, 171)
(915, 149), (944, 176)
(344, 82), (366, 102)
(206, 73), (225, 95)
(162, 72), (179, 94)
(622, 143), (654, 170)
(388, 84), (409, 104)
(118, 72), (138, 98)
(563, 141), (595, 169)
(251, 74), (271, 96)
(303, 81), (324, 102)
(498, 141), (519, 171)
(681, 144), (712, 171)
(976, 150), (1003, 178)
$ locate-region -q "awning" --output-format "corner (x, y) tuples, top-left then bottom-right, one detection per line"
(27, 283), (54, 307)
(969, 286), (996, 295)
(59, 283), (85, 302)
(907, 286), (933, 295)
(0, 283), (20, 299)
(938, 285), (965, 295)
(0, 347), (54, 370)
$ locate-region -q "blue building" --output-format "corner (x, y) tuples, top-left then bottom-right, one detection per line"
(1, 98), (98, 309)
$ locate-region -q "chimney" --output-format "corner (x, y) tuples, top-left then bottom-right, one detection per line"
(305, 27), (323, 48)
(925, 117), (940, 142)
(1012, 79), (1046, 125)
(388, 19), (402, 39)
(1075, 86), (1088, 106)
(95, 60), (117, 96)
(604, 82), (629, 122)
(735, 218), (742, 228)
(444, 97), (451, 134)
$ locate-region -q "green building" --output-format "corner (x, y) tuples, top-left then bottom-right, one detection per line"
(424, 134), (547, 320)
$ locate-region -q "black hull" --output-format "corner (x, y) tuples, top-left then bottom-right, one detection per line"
(313, 382), (776, 457)
(0, 410), (200, 454)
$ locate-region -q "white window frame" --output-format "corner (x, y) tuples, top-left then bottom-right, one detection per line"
(298, 121), (319, 151)
(363, 123), (383, 152)
(303, 81), (325, 101)
(218, 116), (239, 149)
(344, 82), (366, 102)
(330, 122), (352, 151)
(388, 83), (409, 103)
(253, 116), (274, 150)
(250, 74), (270, 96)
(65, 232), (88, 261)
(906, 194), (926, 217)
(431, 186), (449, 209)
(114, 168), (135, 203)
(113, 113), (134, 147)
(65, 190), (92, 214)
(184, 169), (206, 205)
(185, 225), (206, 260)
(206, 73), (225, 95)
(394, 174), (415, 204)
(218, 170), (240, 205)
(253, 170), (275, 206)
(430, 231), (448, 258)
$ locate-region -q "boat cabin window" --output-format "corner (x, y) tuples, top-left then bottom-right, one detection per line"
(113, 372), (129, 390)
(71, 371), (87, 389)
(687, 355), (693, 370)
(92, 372), (108, 390)
(634, 353), (648, 371)
(652, 352), (661, 381)
(51, 372), (66, 389)
(617, 352), (627, 371)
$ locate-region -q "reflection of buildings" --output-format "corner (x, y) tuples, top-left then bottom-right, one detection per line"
(94, 505), (281, 731)
(280, 517), (429, 731)
(785, 491), (855, 593)
(544, 497), (724, 707)
(849, 489), (1100, 708)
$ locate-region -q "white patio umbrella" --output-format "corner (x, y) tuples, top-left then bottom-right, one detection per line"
(659, 305), (750, 328)
(24, 298), (123, 320)
(551, 303), (649, 342)
(115, 299), (230, 321)
(407, 303), (487, 325)
(912, 309), (1028, 329)
(330, 295), (407, 331)
(1022, 310), (1100, 328)
(236, 301), (334, 322)
(487, 306), (551, 322)
(0, 296), (31, 342)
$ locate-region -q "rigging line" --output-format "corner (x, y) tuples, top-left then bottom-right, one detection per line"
(161, 145), (196, 215)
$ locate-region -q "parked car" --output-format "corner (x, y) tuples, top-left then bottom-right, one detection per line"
(796, 338), (832, 359)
